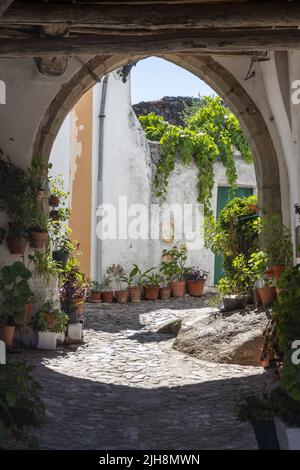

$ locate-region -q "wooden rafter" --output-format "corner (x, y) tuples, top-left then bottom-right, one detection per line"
(0, 0), (14, 18)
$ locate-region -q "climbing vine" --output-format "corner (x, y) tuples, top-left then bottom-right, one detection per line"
(139, 96), (253, 209)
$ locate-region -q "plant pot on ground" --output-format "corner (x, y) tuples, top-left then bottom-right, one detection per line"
(87, 281), (102, 302)
(170, 280), (186, 298)
(160, 244), (187, 298)
(115, 290), (129, 304)
(105, 264), (128, 304)
(0, 325), (16, 349)
(129, 287), (142, 303)
(33, 304), (68, 350)
(186, 266), (208, 297)
(258, 286), (277, 306)
(144, 272), (162, 301)
(102, 291), (114, 303)
(121, 264), (145, 303)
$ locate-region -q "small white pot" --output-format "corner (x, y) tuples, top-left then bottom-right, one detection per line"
(37, 331), (57, 350)
(275, 417), (300, 450)
(68, 323), (82, 342)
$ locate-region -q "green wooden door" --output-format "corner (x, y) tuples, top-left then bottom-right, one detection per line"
(214, 186), (254, 285)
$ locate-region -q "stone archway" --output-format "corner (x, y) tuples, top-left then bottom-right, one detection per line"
(33, 53), (282, 215)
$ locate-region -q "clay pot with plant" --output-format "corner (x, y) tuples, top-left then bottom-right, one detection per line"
(160, 244), (187, 298)
(28, 155), (51, 201)
(186, 266), (208, 297)
(144, 272), (162, 301)
(29, 208), (49, 249)
(159, 279), (171, 300)
(106, 264), (128, 304)
(6, 221), (28, 255)
(100, 274), (114, 303)
(33, 304), (68, 350)
(88, 281), (102, 302)
(0, 262), (32, 349)
(121, 264), (142, 303)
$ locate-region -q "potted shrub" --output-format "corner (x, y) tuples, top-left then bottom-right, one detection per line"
(159, 277), (172, 300)
(106, 264), (128, 304)
(88, 281), (102, 302)
(260, 214), (293, 280)
(48, 175), (66, 208)
(0, 262), (32, 349)
(121, 264), (142, 303)
(186, 266), (208, 297)
(269, 386), (300, 450)
(34, 304), (68, 350)
(29, 208), (49, 248)
(257, 270), (277, 306)
(160, 244), (187, 298)
(235, 393), (280, 450)
(144, 272), (162, 301)
(101, 274), (114, 304)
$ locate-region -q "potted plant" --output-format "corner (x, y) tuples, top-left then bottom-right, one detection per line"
(6, 221), (28, 255)
(257, 270), (277, 306)
(269, 386), (300, 450)
(101, 274), (114, 303)
(28, 248), (61, 285)
(0, 262), (32, 348)
(186, 266), (208, 297)
(88, 281), (102, 302)
(160, 244), (187, 298)
(27, 155), (51, 201)
(106, 264), (128, 304)
(144, 272), (162, 301)
(29, 207), (49, 249)
(34, 303), (68, 350)
(235, 393), (280, 450)
(261, 214), (293, 280)
(121, 264), (142, 303)
(48, 175), (67, 208)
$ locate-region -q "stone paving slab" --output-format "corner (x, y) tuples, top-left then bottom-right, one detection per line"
(22, 296), (276, 450)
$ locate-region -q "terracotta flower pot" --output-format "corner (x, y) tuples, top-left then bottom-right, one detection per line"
(49, 194), (60, 207)
(29, 231), (48, 248)
(187, 280), (205, 297)
(102, 291), (113, 303)
(272, 265), (287, 280)
(115, 290), (128, 304)
(25, 303), (32, 324)
(7, 237), (27, 255)
(1, 325), (16, 349)
(160, 287), (171, 300)
(88, 291), (101, 301)
(129, 287), (142, 303)
(144, 286), (160, 301)
(170, 281), (186, 298)
(257, 286), (277, 306)
(255, 288), (263, 305)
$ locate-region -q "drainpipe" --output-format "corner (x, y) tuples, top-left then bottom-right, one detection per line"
(96, 74), (109, 284)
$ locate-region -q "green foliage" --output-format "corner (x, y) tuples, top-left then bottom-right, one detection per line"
(139, 97), (253, 208)
(106, 264), (126, 291)
(145, 272), (163, 287)
(280, 350), (300, 402)
(260, 214), (293, 266)
(235, 392), (274, 423)
(160, 244), (187, 282)
(0, 262), (32, 326)
(121, 264), (141, 288)
(0, 360), (45, 449)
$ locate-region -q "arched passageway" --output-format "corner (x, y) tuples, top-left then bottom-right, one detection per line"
(33, 53), (282, 216)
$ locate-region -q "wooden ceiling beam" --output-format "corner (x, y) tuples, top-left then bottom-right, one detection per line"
(1, 2), (300, 30)
(0, 30), (298, 57)
(0, 0), (14, 18)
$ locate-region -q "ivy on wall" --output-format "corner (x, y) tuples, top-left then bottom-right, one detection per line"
(138, 96), (253, 209)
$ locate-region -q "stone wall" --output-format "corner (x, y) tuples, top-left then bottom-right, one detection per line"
(133, 96), (199, 127)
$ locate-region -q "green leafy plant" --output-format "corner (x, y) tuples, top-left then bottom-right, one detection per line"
(121, 264), (141, 288)
(27, 155), (51, 192)
(160, 244), (187, 282)
(139, 97), (253, 209)
(106, 264), (126, 291)
(28, 248), (62, 285)
(0, 262), (32, 326)
(30, 207), (49, 233)
(235, 392), (274, 423)
(90, 281), (101, 293)
(145, 272), (163, 287)
(0, 360), (45, 449)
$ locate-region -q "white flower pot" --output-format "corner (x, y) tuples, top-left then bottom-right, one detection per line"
(56, 332), (65, 345)
(68, 323), (82, 342)
(37, 331), (57, 350)
(275, 417), (300, 450)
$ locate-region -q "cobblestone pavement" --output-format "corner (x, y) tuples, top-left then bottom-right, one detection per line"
(23, 295), (275, 450)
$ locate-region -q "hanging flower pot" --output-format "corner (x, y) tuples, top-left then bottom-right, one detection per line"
(115, 290), (129, 304)
(0, 325), (15, 349)
(272, 265), (287, 280)
(48, 194), (60, 207)
(49, 209), (60, 221)
(6, 237), (27, 255)
(160, 287), (171, 300)
(102, 291), (113, 303)
(257, 286), (277, 306)
(187, 279), (205, 297)
(29, 230), (48, 249)
(170, 281), (186, 298)
(144, 286), (160, 301)
(36, 189), (45, 200)
(129, 287), (142, 303)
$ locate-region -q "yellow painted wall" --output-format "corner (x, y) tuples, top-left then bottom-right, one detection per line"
(69, 89), (93, 276)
